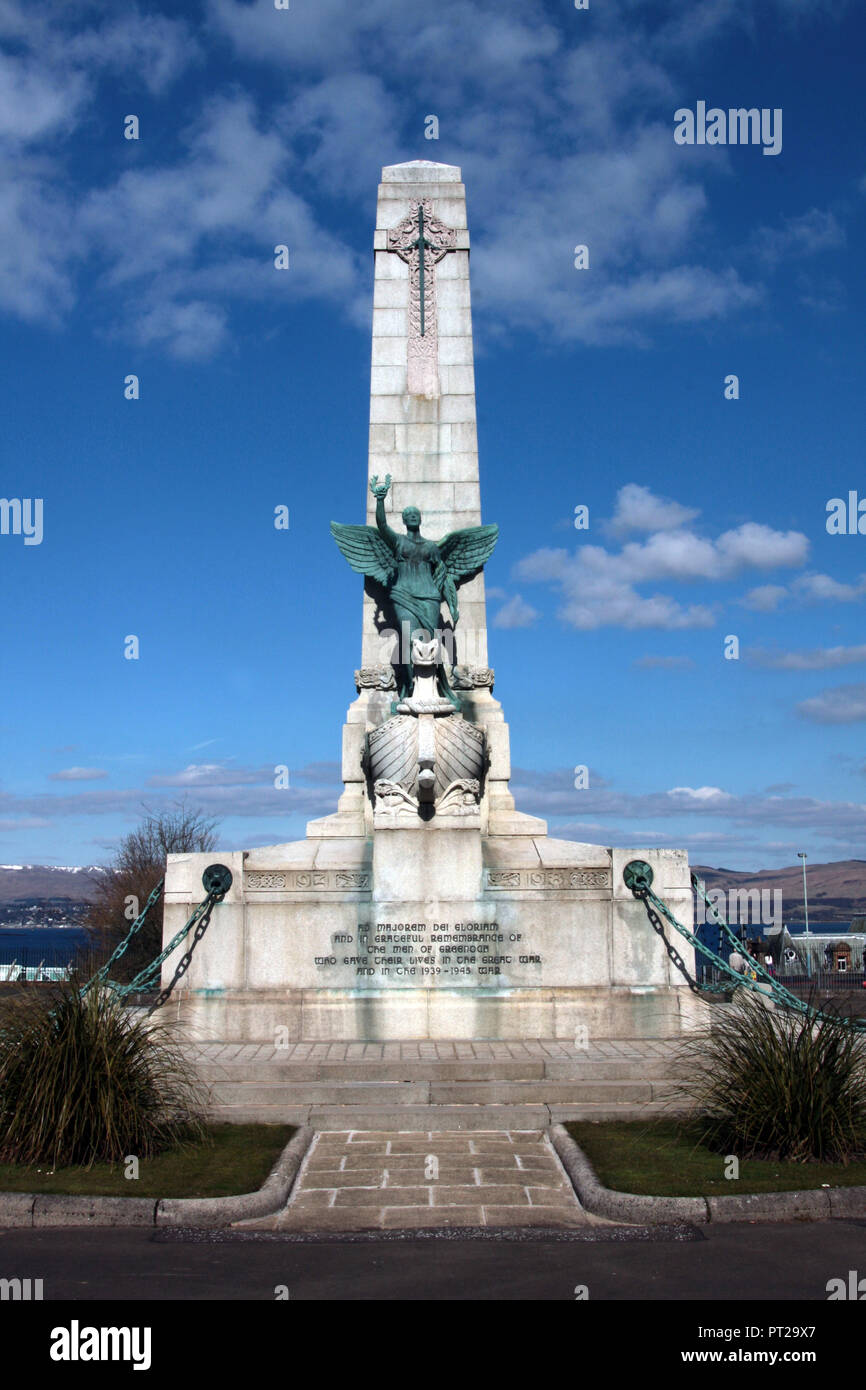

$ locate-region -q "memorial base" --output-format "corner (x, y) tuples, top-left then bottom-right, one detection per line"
(165, 985), (705, 1043)
(161, 834), (705, 1042)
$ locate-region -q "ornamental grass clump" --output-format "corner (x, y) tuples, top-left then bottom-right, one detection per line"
(0, 982), (206, 1169)
(679, 994), (866, 1163)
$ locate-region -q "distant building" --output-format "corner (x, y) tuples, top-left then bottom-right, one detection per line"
(765, 926), (865, 975)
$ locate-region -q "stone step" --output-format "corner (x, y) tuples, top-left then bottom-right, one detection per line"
(192, 1057), (683, 1083)
(182, 1041), (693, 1125)
(430, 1080), (658, 1104)
(211, 1104), (556, 1129)
(205, 1100), (695, 1128)
(194, 1059), (544, 1083)
(549, 1101), (696, 1122)
(204, 1078), (676, 1107)
(543, 1059), (685, 1081)
(209, 1081), (431, 1106)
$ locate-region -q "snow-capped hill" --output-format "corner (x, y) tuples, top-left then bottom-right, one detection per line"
(0, 865), (108, 903)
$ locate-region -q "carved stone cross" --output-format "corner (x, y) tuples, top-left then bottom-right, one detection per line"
(387, 199), (456, 397)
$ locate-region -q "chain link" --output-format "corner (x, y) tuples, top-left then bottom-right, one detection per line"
(691, 874), (809, 1013)
(82, 877), (165, 996)
(635, 888), (727, 996)
(626, 866), (866, 1032)
(146, 893), (223, 1013)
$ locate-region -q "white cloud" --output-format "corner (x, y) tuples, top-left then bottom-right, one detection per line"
(608, 483), (699, 536)
(134, 300), (229, 361)
(507, 769), (866, 858)
(716, 523), (809, 572)
(0, 0), (849, 356)
(492, 594), (540, 629)
(515, 487), (808, 630)
(741, 584), (789, 612)
(0, 765), (341, 823)
(211, 0), (560, 79)
(647, 0), (848, 53)
(79, 94), (291, 282)
(0, 2), (201, 338)
(798, 684), (866, 724)
(741, 573), (866, 611)
(0, 51), (89, 141)
(67, 11), (201, 96)
(49, 768), (108, 782)
(0, 158), (79, 322)
(280, 73), (401, 200)
(202, 2), (765, 346)
(77, 92), (359, 357)
(145, 763), (269, 788)
(794, 572), (866, 602)
(634, 654), (695, 669)
(0, 5), (197, 143)
(667, 786), (731, 802)
(554, 35), (675, 145)
(749, 644), (866, 672)
(751, 208), (846, 266)
(156, 3), (761, 349)
(516, 542), (716, 630)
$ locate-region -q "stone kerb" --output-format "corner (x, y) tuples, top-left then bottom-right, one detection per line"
(551, 1125), (861, 1224)
(0, 1127), (313, 1230)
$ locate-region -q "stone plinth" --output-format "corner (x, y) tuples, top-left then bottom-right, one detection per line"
(160, 840), (705, 1041)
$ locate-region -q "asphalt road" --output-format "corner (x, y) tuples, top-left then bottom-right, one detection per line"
(2, 1219), (864, 1301)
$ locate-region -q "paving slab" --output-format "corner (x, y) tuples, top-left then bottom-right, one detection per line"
(239, 1128), (599, 1231)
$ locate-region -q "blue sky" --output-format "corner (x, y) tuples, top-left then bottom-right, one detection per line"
(1, 0), (865, 871)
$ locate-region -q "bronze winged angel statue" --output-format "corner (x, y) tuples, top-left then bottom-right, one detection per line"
(331, 474), (498, 703)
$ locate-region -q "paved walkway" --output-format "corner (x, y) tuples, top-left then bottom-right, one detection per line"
(242, 1129), (604, 1231)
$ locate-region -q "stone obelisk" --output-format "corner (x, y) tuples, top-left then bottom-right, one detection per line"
(362, 161), (487, 675)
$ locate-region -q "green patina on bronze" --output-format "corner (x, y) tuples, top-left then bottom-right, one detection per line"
(330, 474), (498, 700)
(411, 204), (434, 335)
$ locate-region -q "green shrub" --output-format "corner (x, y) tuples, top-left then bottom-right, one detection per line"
(679, 994), (866, 1163)
(0, 982), (206, 1169)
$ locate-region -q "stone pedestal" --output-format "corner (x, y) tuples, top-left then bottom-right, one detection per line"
(161, 838), (703, 1041)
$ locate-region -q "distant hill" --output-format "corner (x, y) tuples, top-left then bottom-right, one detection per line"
(2, 859), (865, 923)
(692, 860), (866, 924)
(0, 864), (108, 905)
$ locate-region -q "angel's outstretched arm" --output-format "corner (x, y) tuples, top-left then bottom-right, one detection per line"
(370, 474), (400, 553)
(375, 495), (401, 553)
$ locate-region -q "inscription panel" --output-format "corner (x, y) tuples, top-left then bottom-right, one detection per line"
(486, 868), (610, 890)
(312, 918), (543, 984)
(242, 873), (618, 990)
(245, 869), (371, 892)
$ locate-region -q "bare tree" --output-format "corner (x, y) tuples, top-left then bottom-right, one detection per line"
(86, 803), (219, 985)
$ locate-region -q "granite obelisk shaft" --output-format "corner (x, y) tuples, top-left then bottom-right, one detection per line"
(362, 160), (488, 674)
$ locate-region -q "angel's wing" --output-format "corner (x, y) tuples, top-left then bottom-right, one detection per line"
(437, 523), (499, 586)
(330, 522), (396, 585)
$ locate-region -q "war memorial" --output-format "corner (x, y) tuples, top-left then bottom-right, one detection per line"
(2, 167), (864, 1322)
(161, 161), (702, 1050)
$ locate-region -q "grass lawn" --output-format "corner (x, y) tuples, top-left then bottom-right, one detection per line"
(0, 1124), (295, 1198)
(566, 1120), (866, 1197)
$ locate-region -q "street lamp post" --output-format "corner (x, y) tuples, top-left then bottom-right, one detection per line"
(798, 852), (810, 934)
(798, 851), (810, 978)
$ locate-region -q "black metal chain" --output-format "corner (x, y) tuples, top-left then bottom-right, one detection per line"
(147, 894), (221, 1014)
(633, 886), (708, 995)
(627, 863), (864, 1029)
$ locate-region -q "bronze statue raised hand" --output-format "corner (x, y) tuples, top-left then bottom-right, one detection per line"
(369, 474), (392, 501)
(330, 479), (498, 701)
